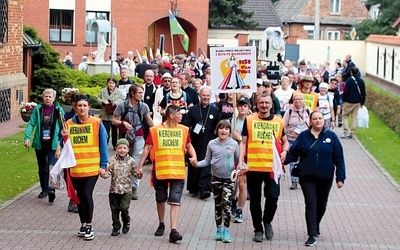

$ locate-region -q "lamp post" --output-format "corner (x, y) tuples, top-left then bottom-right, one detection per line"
(170, 0), (180, 17)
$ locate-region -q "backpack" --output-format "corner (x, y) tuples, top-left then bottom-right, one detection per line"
(120, 100), (146, 143)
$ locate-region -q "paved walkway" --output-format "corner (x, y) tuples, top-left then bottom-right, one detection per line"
(1, 115), (400, 249)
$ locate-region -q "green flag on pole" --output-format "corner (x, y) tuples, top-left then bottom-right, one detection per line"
(168, 10), (189, 52)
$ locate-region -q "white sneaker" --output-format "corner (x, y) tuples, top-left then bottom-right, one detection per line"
(84, 225), (94, 240)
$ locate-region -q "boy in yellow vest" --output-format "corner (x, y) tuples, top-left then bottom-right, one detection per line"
(137, 105), (197, 243)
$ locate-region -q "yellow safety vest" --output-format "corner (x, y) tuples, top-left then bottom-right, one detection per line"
(150, 124), (189, 180)
(294, 90), (319, 110)
(67, 116), (101, 178)
(246, 114), (284, 172)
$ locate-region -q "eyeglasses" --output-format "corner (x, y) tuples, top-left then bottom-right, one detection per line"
(163, 80), (171, 82)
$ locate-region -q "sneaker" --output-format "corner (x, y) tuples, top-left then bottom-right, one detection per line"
(122, 222), (130, 234)
(84, 225), (94, 240)
(222, 228), (231, 243)
(111, 229), (120, 236)
(199, 190), (211, 200)
(169, 229), (183, 243)
(264, 223), (274, 240)
(348, 134), (353, 139)
(305, 236), (317, 246)
(214, 226), (223, 241)
(253, 231), (263, 242)
(340, 133), (350, 138)
(154, 223), (165, 236)
(38, 191), (47, 199)
(234, 209), (243, 223)
(48, 191), (55, 204)
(231, 198), (238, 215)
(131, 187), (138, 200)
(290, 181), (298, 190)
(78, 226), (85, 237)
(73, 204), (79, 213)
(316, 231), (321, 237)
(68, 200), (75, 212)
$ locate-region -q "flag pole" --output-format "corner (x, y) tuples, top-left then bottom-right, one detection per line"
(171, 33), (175, 57)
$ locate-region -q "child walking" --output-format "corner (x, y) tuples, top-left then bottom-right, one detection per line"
(195, 120), (247, 243)
(103, 138), (142, 236)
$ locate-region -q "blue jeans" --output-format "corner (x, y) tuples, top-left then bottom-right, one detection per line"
(102, 120), (118, 148)
(35, 148), (56, 193)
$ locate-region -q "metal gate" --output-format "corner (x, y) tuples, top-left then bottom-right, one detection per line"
(0, 88), (11, 122)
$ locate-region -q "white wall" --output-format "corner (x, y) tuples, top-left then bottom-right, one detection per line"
(208, 29), (266, 55)
(49, 0), (75, 9)
(366, 42), (400, 86)
(297, 39), (366, 75)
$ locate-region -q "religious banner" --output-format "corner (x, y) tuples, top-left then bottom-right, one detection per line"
(210, 46), (257, 94)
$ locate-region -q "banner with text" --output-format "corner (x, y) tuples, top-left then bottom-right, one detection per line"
(210, 46), (257, 94)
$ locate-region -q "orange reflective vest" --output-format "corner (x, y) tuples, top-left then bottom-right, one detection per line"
(149, 124), (189, 180)
(293, 90), (319, 110)
(246, 114), (284, 172)
(67, 117), (101, 178)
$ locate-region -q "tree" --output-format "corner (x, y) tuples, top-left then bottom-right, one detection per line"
(354, 0), (399, 40)
(209, 0), (258, 30)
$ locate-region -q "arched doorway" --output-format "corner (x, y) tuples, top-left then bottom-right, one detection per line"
(148, 16), (197, 56)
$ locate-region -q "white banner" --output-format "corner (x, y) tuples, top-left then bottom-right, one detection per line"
(210, 46), (257, 94)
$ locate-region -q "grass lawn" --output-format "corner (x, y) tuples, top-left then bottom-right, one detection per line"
(356, 111), (400, 184)
(0, 131), (38, 204)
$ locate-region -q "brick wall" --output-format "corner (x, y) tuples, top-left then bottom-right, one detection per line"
(287, 0), (370, 40)
(24, 0), (209, 65)
(301, 0), (369, 20)
(0, 0), (24, 75)
(0, 0), (28, 120)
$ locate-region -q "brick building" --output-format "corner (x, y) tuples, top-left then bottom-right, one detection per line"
(0, 0), (29, 121)
(275, 0), (370, 42)
(23, 0), (209, 65)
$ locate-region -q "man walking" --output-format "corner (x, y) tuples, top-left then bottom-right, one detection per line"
(238, 93), (289, 242)
(341, 67), (366, 138)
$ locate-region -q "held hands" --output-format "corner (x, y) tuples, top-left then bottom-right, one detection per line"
(238, 164), (249, 175)
(189, 157), (197, 166)
(134, 170), (143, 179)
(99, 168), (108, 179)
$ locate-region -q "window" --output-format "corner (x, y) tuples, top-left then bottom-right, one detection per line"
(49, 9), (73, 43)
(307, 30), (314, 39)
(327, 31), (340, 40)
(330, 0), (341, 14)
(248, 39), (261, 56)
(86, 11), (109, 44)
(0, 0), (8, 44)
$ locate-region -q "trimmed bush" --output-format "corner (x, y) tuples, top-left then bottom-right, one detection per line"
(365, 83), (400, 135)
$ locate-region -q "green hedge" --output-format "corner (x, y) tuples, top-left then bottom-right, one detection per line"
(365, 83), (400, 135)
